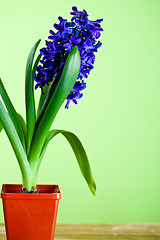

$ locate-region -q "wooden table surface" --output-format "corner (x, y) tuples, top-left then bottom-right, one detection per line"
(0, 223), (160, 239)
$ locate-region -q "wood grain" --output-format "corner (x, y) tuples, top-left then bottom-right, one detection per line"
(0, 224), (160, 240)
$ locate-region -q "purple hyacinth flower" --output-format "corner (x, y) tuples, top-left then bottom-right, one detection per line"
(34, 6), (103, 108)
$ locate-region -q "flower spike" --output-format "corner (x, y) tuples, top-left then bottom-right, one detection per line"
(34, 6), (103, 108)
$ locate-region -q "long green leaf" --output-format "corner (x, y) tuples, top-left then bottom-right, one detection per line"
(0, 121), (3, 132)
(36, 81), (52, 119)
(29, 46), (81, 166)
(17, 113), (27, 147)
(0, 100), (32, 189)
(0, 78), (26, 149)
(32, 52), (43, 120)
(39, 129), (96, 195)
(25, 39), (41, 154)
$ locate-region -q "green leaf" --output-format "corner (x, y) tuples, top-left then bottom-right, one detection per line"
(29, 46), (81, 166)
(40, 129), (96, 195)
(36, 81), (52, 119)
(32, 52), (43, 120)
(0, 121), (3, 132)
(25, 39), (41, 154)
(0, 78), (26, 150)
(17, 113), (27, 147)
(0, 100), (32, 189)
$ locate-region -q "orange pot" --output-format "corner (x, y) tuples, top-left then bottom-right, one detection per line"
(0, 184), (61, 240)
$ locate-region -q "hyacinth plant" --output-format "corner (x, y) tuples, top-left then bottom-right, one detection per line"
(0, 7), (103, 195)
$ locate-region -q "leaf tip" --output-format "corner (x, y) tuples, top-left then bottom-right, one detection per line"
(90, 181), (96, 196)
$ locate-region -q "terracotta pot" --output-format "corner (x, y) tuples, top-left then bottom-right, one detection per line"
(0, 184), (61, 240)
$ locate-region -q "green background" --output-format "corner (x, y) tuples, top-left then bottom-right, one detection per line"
(0, 0), (160, 223)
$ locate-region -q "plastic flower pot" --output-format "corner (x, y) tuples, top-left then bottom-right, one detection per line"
(0, 184), (61, 240)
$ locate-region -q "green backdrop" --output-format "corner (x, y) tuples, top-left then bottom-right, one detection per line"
(0, 0), (160, 223)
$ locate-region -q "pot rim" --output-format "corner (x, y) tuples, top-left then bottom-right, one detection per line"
(0, 184), (61, 200)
